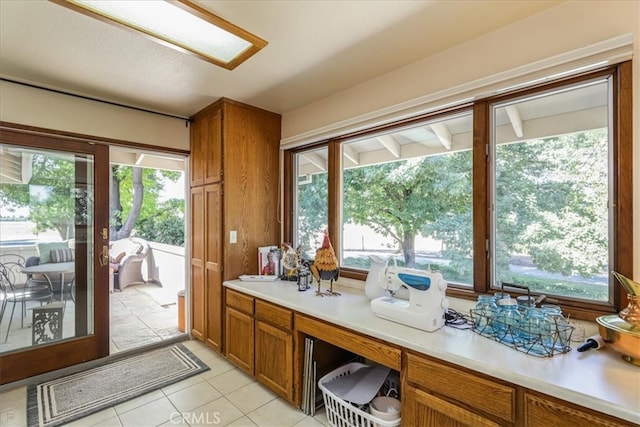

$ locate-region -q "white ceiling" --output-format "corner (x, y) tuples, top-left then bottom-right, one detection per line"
(0, 1), (563, 119)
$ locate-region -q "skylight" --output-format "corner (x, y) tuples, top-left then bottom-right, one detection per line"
(51, 0), (267, 70)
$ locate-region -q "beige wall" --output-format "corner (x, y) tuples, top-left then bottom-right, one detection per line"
(0, 80), (190, 150)
(281, 0), (640, 281)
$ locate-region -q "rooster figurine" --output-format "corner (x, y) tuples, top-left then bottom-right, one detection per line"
(310, 230), (340, 296)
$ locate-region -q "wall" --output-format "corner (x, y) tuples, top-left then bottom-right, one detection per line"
(281, 0), (640, 281)
(0, 80), (189, 150)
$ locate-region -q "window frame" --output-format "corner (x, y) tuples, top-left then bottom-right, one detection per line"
(283, 62), (633, 321)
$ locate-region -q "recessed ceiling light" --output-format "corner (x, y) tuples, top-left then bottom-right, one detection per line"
(50, 0), (267, 70)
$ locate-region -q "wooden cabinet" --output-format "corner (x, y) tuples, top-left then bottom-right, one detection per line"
(403, 352), (634, 427)
(204, 184), (223, 350)
(404, 352), (515, 426)
(190, 105), (222, 186)
(225, 289), (255, 374)
(403, 384), (500, 427)
(524, 391), (630, 427)
(255, 300), (294, 402)
(225, 307), (254, 374)
(189, 98), (280, 353)
(190, 186), (205, 341)
(218, 289), (634, 425)
(190, 184), (222, 349)
(224, 290), (295, 404)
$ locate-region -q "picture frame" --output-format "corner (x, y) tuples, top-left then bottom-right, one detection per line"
(258, 246), (281, 276)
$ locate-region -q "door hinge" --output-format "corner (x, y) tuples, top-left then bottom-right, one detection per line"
(486, 239), (490, 257)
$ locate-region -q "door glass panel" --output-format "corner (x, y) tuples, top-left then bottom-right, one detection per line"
(0, 144), (94, 353)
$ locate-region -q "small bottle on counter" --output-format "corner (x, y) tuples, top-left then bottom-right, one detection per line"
(541, 305), (571, 353)
(494, 298), (523, 345)
(473, 294), (498, 335)
(519, 307), (549, 356)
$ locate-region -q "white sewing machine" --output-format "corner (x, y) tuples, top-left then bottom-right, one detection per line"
(370, 263), (449, 332)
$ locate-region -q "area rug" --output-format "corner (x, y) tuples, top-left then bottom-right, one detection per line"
(26, 343), (209, 427)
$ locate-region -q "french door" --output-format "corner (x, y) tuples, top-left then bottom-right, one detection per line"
(0, 125), (110, 384)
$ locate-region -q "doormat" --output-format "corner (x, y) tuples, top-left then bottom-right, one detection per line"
(26, 343), (209, 427)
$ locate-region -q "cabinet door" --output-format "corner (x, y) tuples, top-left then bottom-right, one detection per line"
(255, 320), (293, 402)
(403, 384), (500, 427)
(205, 184), (223, 351)
(204, 106), (222, 185)
(225, 306), (254, 375)
(191, 105), (222, 186)
(524, 392), (628, 427)
(190, 115), (204, 186)
(221, 101), (280, 280)
(189, 186), (205, 340)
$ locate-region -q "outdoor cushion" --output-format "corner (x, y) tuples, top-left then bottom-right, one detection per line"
(37, 241), (70, 264)
(114, 252), (126, 263)
(50, 248), (75, 263)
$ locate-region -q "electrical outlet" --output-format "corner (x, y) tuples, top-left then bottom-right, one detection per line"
(230, 230), (237, 244)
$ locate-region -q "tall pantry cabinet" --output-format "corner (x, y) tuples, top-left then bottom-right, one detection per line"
(189, 98), (281, 352)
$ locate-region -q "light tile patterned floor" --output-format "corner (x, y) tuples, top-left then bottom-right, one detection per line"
(0, 340), (330, 427)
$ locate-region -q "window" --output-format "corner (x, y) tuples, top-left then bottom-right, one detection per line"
(285, 62), (632, 319)
(341, 112), (474, 286)
(293, 147), (329, 259)
(491, 78), (612, 303)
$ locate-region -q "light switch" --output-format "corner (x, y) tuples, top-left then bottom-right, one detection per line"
(230, 230), (237, 244)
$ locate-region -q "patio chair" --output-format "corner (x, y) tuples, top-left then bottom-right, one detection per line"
(0, 261), (54, 343)
(0, 254), (26, 266)
(109, 237), (151, 291)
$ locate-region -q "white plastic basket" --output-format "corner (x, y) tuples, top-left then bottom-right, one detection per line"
(318, 362), (401, 427)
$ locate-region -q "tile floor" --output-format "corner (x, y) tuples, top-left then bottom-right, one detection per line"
(0, 339), (330, 427)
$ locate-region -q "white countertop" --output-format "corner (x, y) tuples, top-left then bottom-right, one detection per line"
(224, 279), (640, 425)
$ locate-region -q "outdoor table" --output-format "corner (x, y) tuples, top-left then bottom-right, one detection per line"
(21, 262), (75, 302)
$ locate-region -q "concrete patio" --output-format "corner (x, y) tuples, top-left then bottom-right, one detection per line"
(0, 282), (185, 354)
(110, 282), (185, 353)
(0, 238), (187, 355)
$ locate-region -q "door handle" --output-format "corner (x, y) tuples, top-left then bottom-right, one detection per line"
(99, 245), (109, 267)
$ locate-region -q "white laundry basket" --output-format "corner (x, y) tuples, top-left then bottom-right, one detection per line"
(318, 362), (401, 427)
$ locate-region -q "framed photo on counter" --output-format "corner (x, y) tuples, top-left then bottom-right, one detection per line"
(258, 246), (281, 276)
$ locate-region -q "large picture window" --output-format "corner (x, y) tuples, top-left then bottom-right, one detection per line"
(492, 78), (612, 303)
(341, 112), (473, 286)
(285, 62), (632, 319)
(294, 147), (328, 260)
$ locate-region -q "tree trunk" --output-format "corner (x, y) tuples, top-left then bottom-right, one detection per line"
(402, 231), (416, 268)
(114, 167), (144, 240)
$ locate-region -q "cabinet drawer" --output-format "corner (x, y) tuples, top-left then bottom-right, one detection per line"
(406, 352), (515, 423)
(524, 392), (629, 427)
(256, 300), (292, 331)
(226, 289), (254, 314)
(296, 314), (401, 370)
